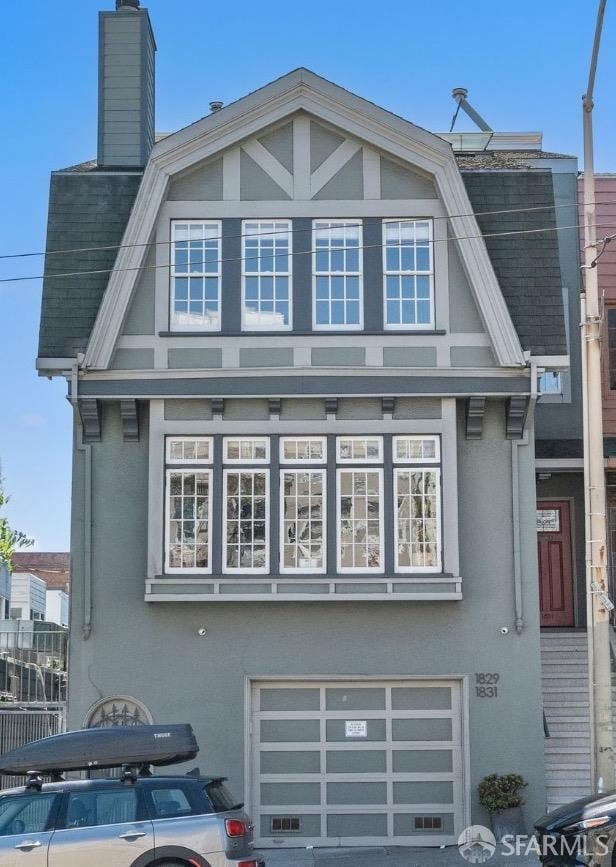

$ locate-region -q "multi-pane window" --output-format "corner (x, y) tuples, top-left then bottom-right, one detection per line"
(337, 436), (384, 573)
(171, 221), (220, 331)
(383, 219), (434, 329)
(281, 471), (326, 573)
(280, 437), (327, 464)
(166, 437), (213, 573)
(163, 434), (443, 576)
(313, 221), (362, 329)
(242, 221), (292, 330)
(394, 436), (441, 572)
(223, 436), (269, 573)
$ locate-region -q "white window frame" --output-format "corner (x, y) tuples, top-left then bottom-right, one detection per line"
(336, 436), (383, 464)
(279, 436), (327, 465)
(223, 437), (270, 464)
(312, 220), (363, 331)
(336, 467), (385, 574)
(222, 468), (270, 574)
(165, 468), (213, 574)
(382, 218), (435, 331)
(241, 220), (293, 332)
(280, 468), (327, 574)
(394, 466), (442, 574)
(170, 220), (222, 332)
(392, 435), (440, 464)
(165, 436), (214, 465)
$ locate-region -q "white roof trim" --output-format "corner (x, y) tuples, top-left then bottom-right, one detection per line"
(84, 68), (524, 370)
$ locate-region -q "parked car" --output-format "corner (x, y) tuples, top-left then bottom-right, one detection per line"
(535, 792), (616, 866)
(0, 773), (265, 866)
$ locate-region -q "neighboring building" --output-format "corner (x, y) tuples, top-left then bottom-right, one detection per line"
(37, 1), (578, 845)
(0, 563), (11, 620)
(9, 572), (47, 621)
(577, 176), (616, 598)
(12, 552), (70, 594)
(45, 589), (69, 628)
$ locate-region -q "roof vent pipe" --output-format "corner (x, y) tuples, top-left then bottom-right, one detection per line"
(210, 100), (224, 113)
(450, 87), (492, 133)
(116, 0), (140, 9)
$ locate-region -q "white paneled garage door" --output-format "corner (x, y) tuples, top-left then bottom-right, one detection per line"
(249, 678), (467, 847)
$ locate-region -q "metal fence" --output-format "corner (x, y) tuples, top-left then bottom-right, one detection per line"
(0, 706), (66, 789)
(0, 630), (67, 704)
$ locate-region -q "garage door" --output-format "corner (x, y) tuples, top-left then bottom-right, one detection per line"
(249, 679), (467, 847)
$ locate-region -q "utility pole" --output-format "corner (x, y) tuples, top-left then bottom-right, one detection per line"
(581, 0), (614, 793)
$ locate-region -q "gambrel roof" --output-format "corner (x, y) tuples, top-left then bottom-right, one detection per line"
(38, 68), (568, 362)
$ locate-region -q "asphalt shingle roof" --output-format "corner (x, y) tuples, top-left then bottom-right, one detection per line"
(461, 170), (567, 356)
(38, 160), (568, 360)
(38, 170), (142, 358)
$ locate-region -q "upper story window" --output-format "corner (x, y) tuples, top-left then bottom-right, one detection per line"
(223, 437), (269, 574)
(337, 436), (384, 573)
(313, 221), (362, 330)
(537, 371), (562, 395)
(383, 219), (434, 329)
(394, 436), (441, 573)
(171, 221), (221, 331)
(242, 221), (292, 330)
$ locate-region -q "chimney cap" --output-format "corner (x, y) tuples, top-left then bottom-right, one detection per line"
(116, 0), (140, 9)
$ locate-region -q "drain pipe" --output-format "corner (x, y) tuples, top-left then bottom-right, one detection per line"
(70, 359), (93, 641)
(512, 366), (537, 635)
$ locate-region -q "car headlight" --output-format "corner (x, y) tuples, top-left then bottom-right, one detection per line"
(562, 816), (612, 833)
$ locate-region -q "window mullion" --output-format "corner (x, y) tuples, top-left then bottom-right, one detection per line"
(212, 435), (223, 575)
(326, 434), (337, 577)
(270, 435), (280, 576)
(383, 435), (395, 575)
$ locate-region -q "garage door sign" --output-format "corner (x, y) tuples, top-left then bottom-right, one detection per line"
(345, 720), (368, 738)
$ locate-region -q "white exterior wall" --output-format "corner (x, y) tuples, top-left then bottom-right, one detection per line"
(10, 572), (47, 620)
(46, 589), (69, 627)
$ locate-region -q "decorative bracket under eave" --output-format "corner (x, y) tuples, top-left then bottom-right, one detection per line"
(78, 399), (101, 443)
(119, 399), (140, 442)
(506, 396), (529, 439)
(466, 397), (486, 439)
(325, 397), (338, 419)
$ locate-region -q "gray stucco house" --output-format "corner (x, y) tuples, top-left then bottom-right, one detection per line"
(37, 0), (580, 847)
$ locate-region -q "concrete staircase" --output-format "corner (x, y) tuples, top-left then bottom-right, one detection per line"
(541, 631), (616, 812)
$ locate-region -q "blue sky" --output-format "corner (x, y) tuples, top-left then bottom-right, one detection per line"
(0, 0), (614, 551)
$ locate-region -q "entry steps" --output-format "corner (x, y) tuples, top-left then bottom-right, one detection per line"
(541, 631), (616, 812)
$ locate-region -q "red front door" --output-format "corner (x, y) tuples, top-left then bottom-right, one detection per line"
(537, 500), (575, 627)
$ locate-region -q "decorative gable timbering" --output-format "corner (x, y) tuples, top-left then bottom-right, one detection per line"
(167, 114), (439, 202)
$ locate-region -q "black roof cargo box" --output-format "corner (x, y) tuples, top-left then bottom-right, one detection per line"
(0, 724), (199, 775)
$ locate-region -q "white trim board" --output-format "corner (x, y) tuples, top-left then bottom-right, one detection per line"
(84, 69), (524, 370)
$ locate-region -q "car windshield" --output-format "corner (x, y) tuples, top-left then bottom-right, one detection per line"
(205, 781), (242, 812)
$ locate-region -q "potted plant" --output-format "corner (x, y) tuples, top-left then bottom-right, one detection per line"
(478, 773), (527, 840)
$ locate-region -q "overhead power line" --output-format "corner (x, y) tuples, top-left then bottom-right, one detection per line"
(0, 220), (611, 286)
(0, 198), (601, 263)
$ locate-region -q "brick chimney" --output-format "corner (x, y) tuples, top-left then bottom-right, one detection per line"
(97, 0), (156, 168)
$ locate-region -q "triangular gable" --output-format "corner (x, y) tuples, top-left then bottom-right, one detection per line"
(85, 68), (524, 369)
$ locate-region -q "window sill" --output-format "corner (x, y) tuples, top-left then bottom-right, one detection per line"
(158, 330), (448, 338)
(145, 574), (462, 602)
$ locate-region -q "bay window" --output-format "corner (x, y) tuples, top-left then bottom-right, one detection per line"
(163, 434), (443, 577)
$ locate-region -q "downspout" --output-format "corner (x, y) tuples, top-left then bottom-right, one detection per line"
(511, 362), (538, 635)
(70, 359), (93, 641)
